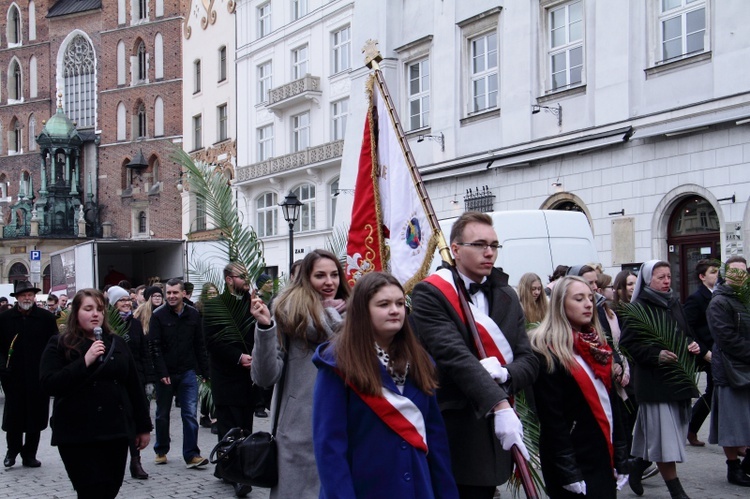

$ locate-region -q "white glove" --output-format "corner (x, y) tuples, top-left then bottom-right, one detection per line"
(480, 357), (509, 383)
(615, 472), (629, 490)
(562, 481), (586, 495)
(492, 408), (530, 460)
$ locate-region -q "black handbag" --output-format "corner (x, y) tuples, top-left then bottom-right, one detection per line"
(209, 338), (288, 488)
(209, 427), (278, 487)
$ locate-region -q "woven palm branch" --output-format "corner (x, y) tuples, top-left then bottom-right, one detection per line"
(724, 262), (750, 307)
(507, 390), (547, 498)
(618, 302), (698, 391)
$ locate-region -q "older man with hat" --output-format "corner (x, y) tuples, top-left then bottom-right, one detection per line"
(0, 281), (58, 468)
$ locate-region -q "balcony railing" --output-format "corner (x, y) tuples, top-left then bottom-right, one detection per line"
(236, 140), (344, 182)
(266, 75), (322, 111)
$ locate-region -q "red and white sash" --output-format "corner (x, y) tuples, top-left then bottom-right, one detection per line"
(334, 369), (428, 453)
(425, 268), (514, 365)
(570, 355), (614, 466)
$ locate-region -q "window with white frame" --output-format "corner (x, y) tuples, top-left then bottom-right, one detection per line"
(257, 125), (273, 161)
(292, 0), (308, 20)
(257, 61), (272, 102)
(117, 102), (127, 140)
(331, 99), (348, 141)
(137, 103), (147, 138)
(28, 114), (36, 151)
(659, 0), (706, 62)
(154, 96), (164, 136)
(470, 32), (498, 113)
(256, 192), (278, 237)
(29, 1), (36, 40)
(217, 104), (228, 142)
(332, 26), (351, 74)
(258, 2), (271, 38)
(292, 112), (310, 152)
(154, 33), (164, 79)
(292, 45), (308, 80)
(137, 41), (147, 81)
(117, 41), (126, 85)
(193, 114), (202, 150)
(29, 55), (37, 97)
(193, 60), (201, 93)
(10, 120), (21, 154)
(9, 59), (22, 100)
(218, 46), (227, 82)
(138, 0), (147, 20)
(548, 1), (583, 91)
(408, 58), (430, 130)
(195, 197), (206, 231)
(63, 35), (96, 128)
(293, 184), (315, 232)
(8, 5), (21, 44)
(329, 177), (339, 227)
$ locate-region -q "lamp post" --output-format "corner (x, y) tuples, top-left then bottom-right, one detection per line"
(280, 191), (302, 276)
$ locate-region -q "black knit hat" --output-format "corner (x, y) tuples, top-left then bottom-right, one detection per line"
(143, 286), (163, 300)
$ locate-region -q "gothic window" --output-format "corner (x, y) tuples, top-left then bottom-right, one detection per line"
(138, 211), (147, 233)
(154, 33), (163, 79)
(137, 41), (147, 81)
(63, 35), (96, 128)
(9, 262), (28, 283)
(29, 55), (37, 97)
(137, 102), (146, 138)
(8, 59), (22, 100)
(28, 114), (36, 151)
(8, 5), (21, 44)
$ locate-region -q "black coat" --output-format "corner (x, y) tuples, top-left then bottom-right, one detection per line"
(122, 315), (154, 385)
(620, 290), (699, 402)
(683, 284), (714, 353)
(148, 304), (208, 379)
(411, 266), (539, 487)
(533, 354), (628, 498)
(204, 291), (256, 407)
(0, 305), (58, 432)
(39, 333), (153, 446)
(706, 284), (750, 387)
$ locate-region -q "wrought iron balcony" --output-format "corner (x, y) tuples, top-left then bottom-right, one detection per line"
(236, 140), (344, 183)
(266, 75), (322, 112)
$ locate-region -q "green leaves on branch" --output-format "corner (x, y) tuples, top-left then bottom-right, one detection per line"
(619, 302), (699, 391)
(507, 390), (547, 498)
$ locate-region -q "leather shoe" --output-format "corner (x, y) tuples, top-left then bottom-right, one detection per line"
(687, 431), (705, 446)
(4, 453), (16, 467)
(254, 408), (268, 418)
(629, 457), (648, 496)
(234, 482), (252, 497)
(22, 457), (41, 468)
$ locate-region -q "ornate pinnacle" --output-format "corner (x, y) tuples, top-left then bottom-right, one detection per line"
(362, 39), (382, 70)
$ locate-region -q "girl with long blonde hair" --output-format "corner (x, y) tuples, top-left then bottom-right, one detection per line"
(518, 272), (548, 325)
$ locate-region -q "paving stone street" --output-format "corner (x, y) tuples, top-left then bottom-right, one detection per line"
(0, 375), (746, 498)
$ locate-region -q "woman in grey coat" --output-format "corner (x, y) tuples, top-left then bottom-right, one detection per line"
(251, 250), (350, 499)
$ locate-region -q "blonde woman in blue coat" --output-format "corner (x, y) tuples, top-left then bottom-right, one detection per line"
(312, 272), (458, 499)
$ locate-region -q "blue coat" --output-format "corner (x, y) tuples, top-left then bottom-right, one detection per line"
(312, 343), (458, 499)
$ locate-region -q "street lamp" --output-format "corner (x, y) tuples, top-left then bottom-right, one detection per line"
(280, 191), (302, 276)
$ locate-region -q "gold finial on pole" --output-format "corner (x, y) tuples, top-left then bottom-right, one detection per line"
(362, 39), (383, 70)
(57, 93), (63, 108)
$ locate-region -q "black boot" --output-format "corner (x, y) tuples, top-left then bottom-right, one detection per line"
(629, 458), (648, 496)
(3, 452), (16, 468)
(130, 456), (149, 479)
(727, 459), (750, 487)
(665, 477), (690, 499)
(741, 454), (750, 475)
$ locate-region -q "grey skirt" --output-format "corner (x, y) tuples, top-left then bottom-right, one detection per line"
(708, 384), (750, 447)
(631, 400), (690, 463)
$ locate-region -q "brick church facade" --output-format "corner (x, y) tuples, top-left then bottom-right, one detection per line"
(0, 0), (184, 290)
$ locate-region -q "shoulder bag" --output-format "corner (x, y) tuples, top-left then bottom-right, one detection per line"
(209, 336), (288, 488)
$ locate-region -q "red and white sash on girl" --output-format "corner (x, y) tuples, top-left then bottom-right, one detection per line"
(334, 369), (428, 453)
(570, 355), (614, 466)
(425, 268), (514, 365)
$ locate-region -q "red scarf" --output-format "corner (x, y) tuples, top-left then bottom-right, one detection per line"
(573, 328), (613, 391)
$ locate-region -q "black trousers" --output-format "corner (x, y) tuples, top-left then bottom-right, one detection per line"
(58, 438), (128, 499)
(457, 484), (496, 499)
(6, 430), (40, 459)
(215, 404), (254, 442)
(689, 369), (714, 434)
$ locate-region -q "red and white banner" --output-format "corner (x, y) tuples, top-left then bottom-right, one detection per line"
(346, 75), (436, 293)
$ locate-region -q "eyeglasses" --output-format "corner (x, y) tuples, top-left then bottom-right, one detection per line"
(455, 241), (501, 251)
(229, 274), (248, 280)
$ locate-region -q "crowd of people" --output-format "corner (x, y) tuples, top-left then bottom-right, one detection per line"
(0, 210), (749, 498)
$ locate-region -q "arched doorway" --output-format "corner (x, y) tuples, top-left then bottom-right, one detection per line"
(8, 262), (28, 285)
(43, 264), (51, 293)
(667, 196), (720, 302)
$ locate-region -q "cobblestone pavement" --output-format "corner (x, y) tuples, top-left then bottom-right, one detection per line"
(0, 374), (747, 498)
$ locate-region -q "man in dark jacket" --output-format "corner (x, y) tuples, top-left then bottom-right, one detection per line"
(411, 211), (539, 499)
(205, 262), (258, 497)
(149, 278), (210, 469)
(0, 281), (58, 468)
(683, 259), (718, 447)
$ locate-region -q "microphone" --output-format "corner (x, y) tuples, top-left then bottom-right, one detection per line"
(94, 327), (104, 362)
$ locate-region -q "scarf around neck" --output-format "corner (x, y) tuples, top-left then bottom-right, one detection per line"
(573, 327), (613, 391)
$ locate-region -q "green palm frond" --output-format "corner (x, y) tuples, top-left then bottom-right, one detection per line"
(619, 302), (699, 391)
(325, 222), (350, 269)
(199, 376), (213, 413)
(171, 148), (266, 347)
(107, 306), (128, 338)
(507, 390), (547, 498)
(724, 261), (750, 306)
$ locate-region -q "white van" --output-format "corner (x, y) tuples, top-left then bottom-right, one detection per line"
(433, 210), (599, 287)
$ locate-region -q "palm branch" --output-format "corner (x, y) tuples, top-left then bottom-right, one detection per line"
(107, 306), (128, 338)
(325, 222), (350, 270)
(506, 390), (547, 498)
(618, 302), (699, 391)
(723, 261), (750, 306)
